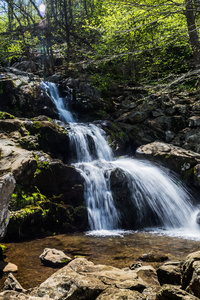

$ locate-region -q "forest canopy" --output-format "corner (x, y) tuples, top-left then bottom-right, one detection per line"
(0, 0), (199, 92)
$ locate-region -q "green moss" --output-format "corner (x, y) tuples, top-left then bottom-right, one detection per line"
(32, 121), (43, 130)
(19, 136), (37, 150)
(0, 111), (15, 120)
(10, 185), (47, 211)
(0, 244), (7, 253)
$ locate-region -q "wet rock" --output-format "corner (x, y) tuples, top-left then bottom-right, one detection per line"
(3, 273), (25, 292)
(157, 284), (199, 300)
(182, 251), (200, 298)
(136, 142), (200, 185)
(139, 252), (168, 263)
(157, 261), (183, 286)
(39, 248), (72, 267)
(0, 290), (51, 299)
(0, 173), (15, 240)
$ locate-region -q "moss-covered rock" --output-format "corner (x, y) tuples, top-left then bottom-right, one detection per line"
(24, 116), (70, 162)
(5, 201), (88, 241)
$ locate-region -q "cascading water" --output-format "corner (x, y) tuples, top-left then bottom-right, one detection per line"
(42, 81), (200, 238)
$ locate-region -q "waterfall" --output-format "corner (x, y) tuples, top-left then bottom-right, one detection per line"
(42, 81), (199, 236)
(41, 81), (75, 123)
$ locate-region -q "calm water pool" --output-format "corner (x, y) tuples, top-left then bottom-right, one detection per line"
(1, 231), (200, 290)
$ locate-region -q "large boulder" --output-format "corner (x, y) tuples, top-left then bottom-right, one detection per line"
(36, 258), (148, 299)
(136, 142), (200, 186)
(0, 173), (15, 240)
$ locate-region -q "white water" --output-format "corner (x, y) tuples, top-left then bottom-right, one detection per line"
(42, 81), (200, 238)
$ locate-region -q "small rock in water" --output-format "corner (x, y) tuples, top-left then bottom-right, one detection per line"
(0, 261), (18, 273)
(139, 252), (168, 262)
(39, 248), (72, 267)
(129, 262), (143, 270)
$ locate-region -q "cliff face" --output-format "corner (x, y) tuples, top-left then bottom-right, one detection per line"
(0, 173), (15, 240)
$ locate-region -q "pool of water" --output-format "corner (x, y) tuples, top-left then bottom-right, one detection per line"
(1, 231), (200, 291)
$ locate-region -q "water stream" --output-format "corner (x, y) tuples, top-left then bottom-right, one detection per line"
(42, 81), (200, 238)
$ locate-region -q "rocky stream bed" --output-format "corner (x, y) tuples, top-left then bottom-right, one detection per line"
(1, 67), (200, 299)
(1, 232), (200, 299)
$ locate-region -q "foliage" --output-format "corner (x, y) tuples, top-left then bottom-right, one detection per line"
(0, 0), (199, 90)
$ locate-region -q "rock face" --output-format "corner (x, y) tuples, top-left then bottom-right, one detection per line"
(0, 173), (15, 240)
(0, 114), (87, 240)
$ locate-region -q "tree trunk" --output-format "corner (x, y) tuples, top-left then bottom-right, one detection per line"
(7, 0), (14, 32)
(63, 0), (71, 65)
(185, 0), (200, 69)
